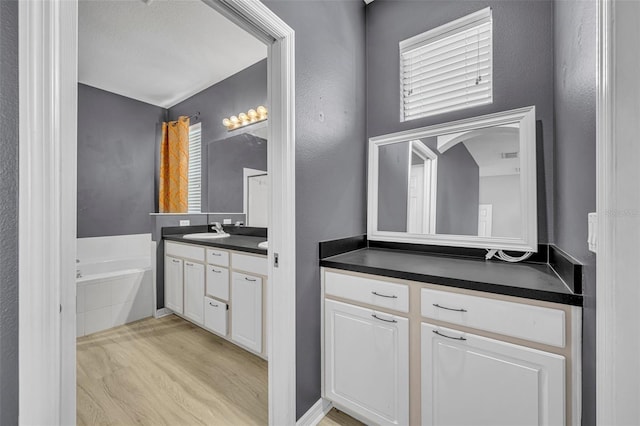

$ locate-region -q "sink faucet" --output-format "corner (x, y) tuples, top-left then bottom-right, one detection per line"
(211, 222), (224, 233)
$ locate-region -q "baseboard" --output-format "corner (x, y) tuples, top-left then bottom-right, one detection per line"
(154, 308), (172, 318)
(296, 398), (332, 426)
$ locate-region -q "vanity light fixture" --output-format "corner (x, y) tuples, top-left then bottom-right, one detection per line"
(222, 105), (268, 131)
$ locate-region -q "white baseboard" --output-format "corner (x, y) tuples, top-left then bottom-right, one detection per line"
(154, 308), (172, 318)
(296, 398), (332, 426)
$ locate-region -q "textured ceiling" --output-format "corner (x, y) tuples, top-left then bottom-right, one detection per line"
(79, 0), (267, 108)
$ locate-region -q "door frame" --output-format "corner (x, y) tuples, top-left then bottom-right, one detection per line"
(596, 0), (640, 424)
(18, 1), (296, 424)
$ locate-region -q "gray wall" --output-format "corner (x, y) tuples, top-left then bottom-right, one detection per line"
(366, 0), (554, 244)
(553, 1), (597, 423)
(435, 143), (479, 235)
(479, 174), (521, 238)
(207, 134), (267, 213)
(262, 0), (367, 419)
(169, 59), (268, 211)
(0, 0), (19, 423)
(378, 142), (410, 232)
(77, 84), (167, 238)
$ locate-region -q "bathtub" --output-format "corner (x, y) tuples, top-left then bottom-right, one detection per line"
(77, 235), (154, 337)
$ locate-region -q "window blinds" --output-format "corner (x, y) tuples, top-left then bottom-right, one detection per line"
(188, 122), (202, 213)
(400, 8), (493, 121)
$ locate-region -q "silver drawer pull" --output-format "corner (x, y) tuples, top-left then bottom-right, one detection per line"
(245, 277), (257, 282)
(371, 314), (397, 323)
(185, 262), (194, 266)
(433, 303), (467, 313)
(372, 291), (397, 299)
(433, 330), (466, 341)
(211, 253), (222, 256)
(209, 302), (219, 307)
(210, 269), (222, 273)
(172, 259), (180, 263)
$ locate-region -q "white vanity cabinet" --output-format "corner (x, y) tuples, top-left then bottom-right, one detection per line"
(324, 299), (409, 426)
(164, 256), (183, 314)
(231, 272), (263, 353)
(183, 261), (205, 325)
(322, 268), (581, 426)
(164, 240), (268, 358)
(422, 323), (565, 426)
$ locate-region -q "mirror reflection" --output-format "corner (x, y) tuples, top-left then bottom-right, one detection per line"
(205, 126), (268, 226)
(377, 123), (522, 238)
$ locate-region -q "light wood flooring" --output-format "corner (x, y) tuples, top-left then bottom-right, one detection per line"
(77, 315), (363, 426)
(77, 315), (267, 425)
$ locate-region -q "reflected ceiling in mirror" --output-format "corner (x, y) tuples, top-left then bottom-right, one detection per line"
(369, 106), (537, 252)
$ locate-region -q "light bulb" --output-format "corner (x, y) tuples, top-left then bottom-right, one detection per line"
(238, 112), (248, 123)
(248, 109), (258, 121)
(222, 118), (231, 128)
(257, 105), (267, 116)
(230, 115), (239, 124)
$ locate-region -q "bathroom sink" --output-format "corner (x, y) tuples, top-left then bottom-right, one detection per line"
(258, 241), (268, 250)
(183, 232), (230, 240)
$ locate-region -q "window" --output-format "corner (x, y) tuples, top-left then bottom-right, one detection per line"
(188, 122), (202, 213)
(400, 7), (493, 121)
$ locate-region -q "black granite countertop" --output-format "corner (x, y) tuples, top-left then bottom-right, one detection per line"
(321, 247), (583, 306)
(163, 225), (267, 256)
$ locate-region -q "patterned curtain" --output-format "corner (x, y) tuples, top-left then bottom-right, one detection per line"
(159, 116), (190, 212)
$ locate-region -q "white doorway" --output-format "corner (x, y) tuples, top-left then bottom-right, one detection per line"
(18, 1), (296, 425)
(478, 204), (493, 237)
(406, 140), (438, 234)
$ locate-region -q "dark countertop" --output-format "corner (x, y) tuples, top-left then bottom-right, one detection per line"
(164, 234), (267, 256)
(321, 248), (582, 306)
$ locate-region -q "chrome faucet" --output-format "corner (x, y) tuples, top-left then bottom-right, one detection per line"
(211, 222), (224, 233)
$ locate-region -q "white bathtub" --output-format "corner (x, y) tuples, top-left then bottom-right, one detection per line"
(77, 235), (154, 337)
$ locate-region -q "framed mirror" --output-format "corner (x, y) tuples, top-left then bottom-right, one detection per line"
(368, 106), (537, 252)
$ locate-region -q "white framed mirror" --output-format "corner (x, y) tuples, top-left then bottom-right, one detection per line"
(368, 106), (537, 252)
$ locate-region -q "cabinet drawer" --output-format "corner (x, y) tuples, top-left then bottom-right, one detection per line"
(421, 288), (565, 347)
(324, 271), (409, 313)
(206, 265), (229, 301)
(204, 297), (228, 336)
(207, 248), (229, 267)
(165, 241), (205, 262)
(232, 253), (268, 276)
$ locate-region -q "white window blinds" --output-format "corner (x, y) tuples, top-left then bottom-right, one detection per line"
(400, 8), (493, 121)
(188, 122), (202, 213)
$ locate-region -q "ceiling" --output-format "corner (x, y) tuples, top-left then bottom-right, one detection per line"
(79, 0), (267, 108)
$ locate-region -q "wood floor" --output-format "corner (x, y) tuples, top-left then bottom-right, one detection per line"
(77, 315), (363, 426)
(77, 315), (268, 425)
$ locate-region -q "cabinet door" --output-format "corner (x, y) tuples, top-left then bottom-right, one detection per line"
(324, 299), (409, 426)
(164, 256), (183, 314)
(421, 323), (565, 426)
(231, 272), (262, 353)
(206, 265), (229, 301)
(183, 261), (205, 325)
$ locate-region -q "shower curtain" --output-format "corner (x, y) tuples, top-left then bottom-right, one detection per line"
(159, 116), (190, 213)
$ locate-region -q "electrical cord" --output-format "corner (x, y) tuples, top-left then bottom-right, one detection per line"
(485, 249), (533, 263)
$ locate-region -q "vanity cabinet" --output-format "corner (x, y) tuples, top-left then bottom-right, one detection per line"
(183, 261), (205, 325)
(421, 323), (565, 426)
(324, 299), (409, 426)
(163, 240), (268, 358)
(322, 267), (580, 426)
(164, 256), (183, 314)
(231, 272), (263, 353)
